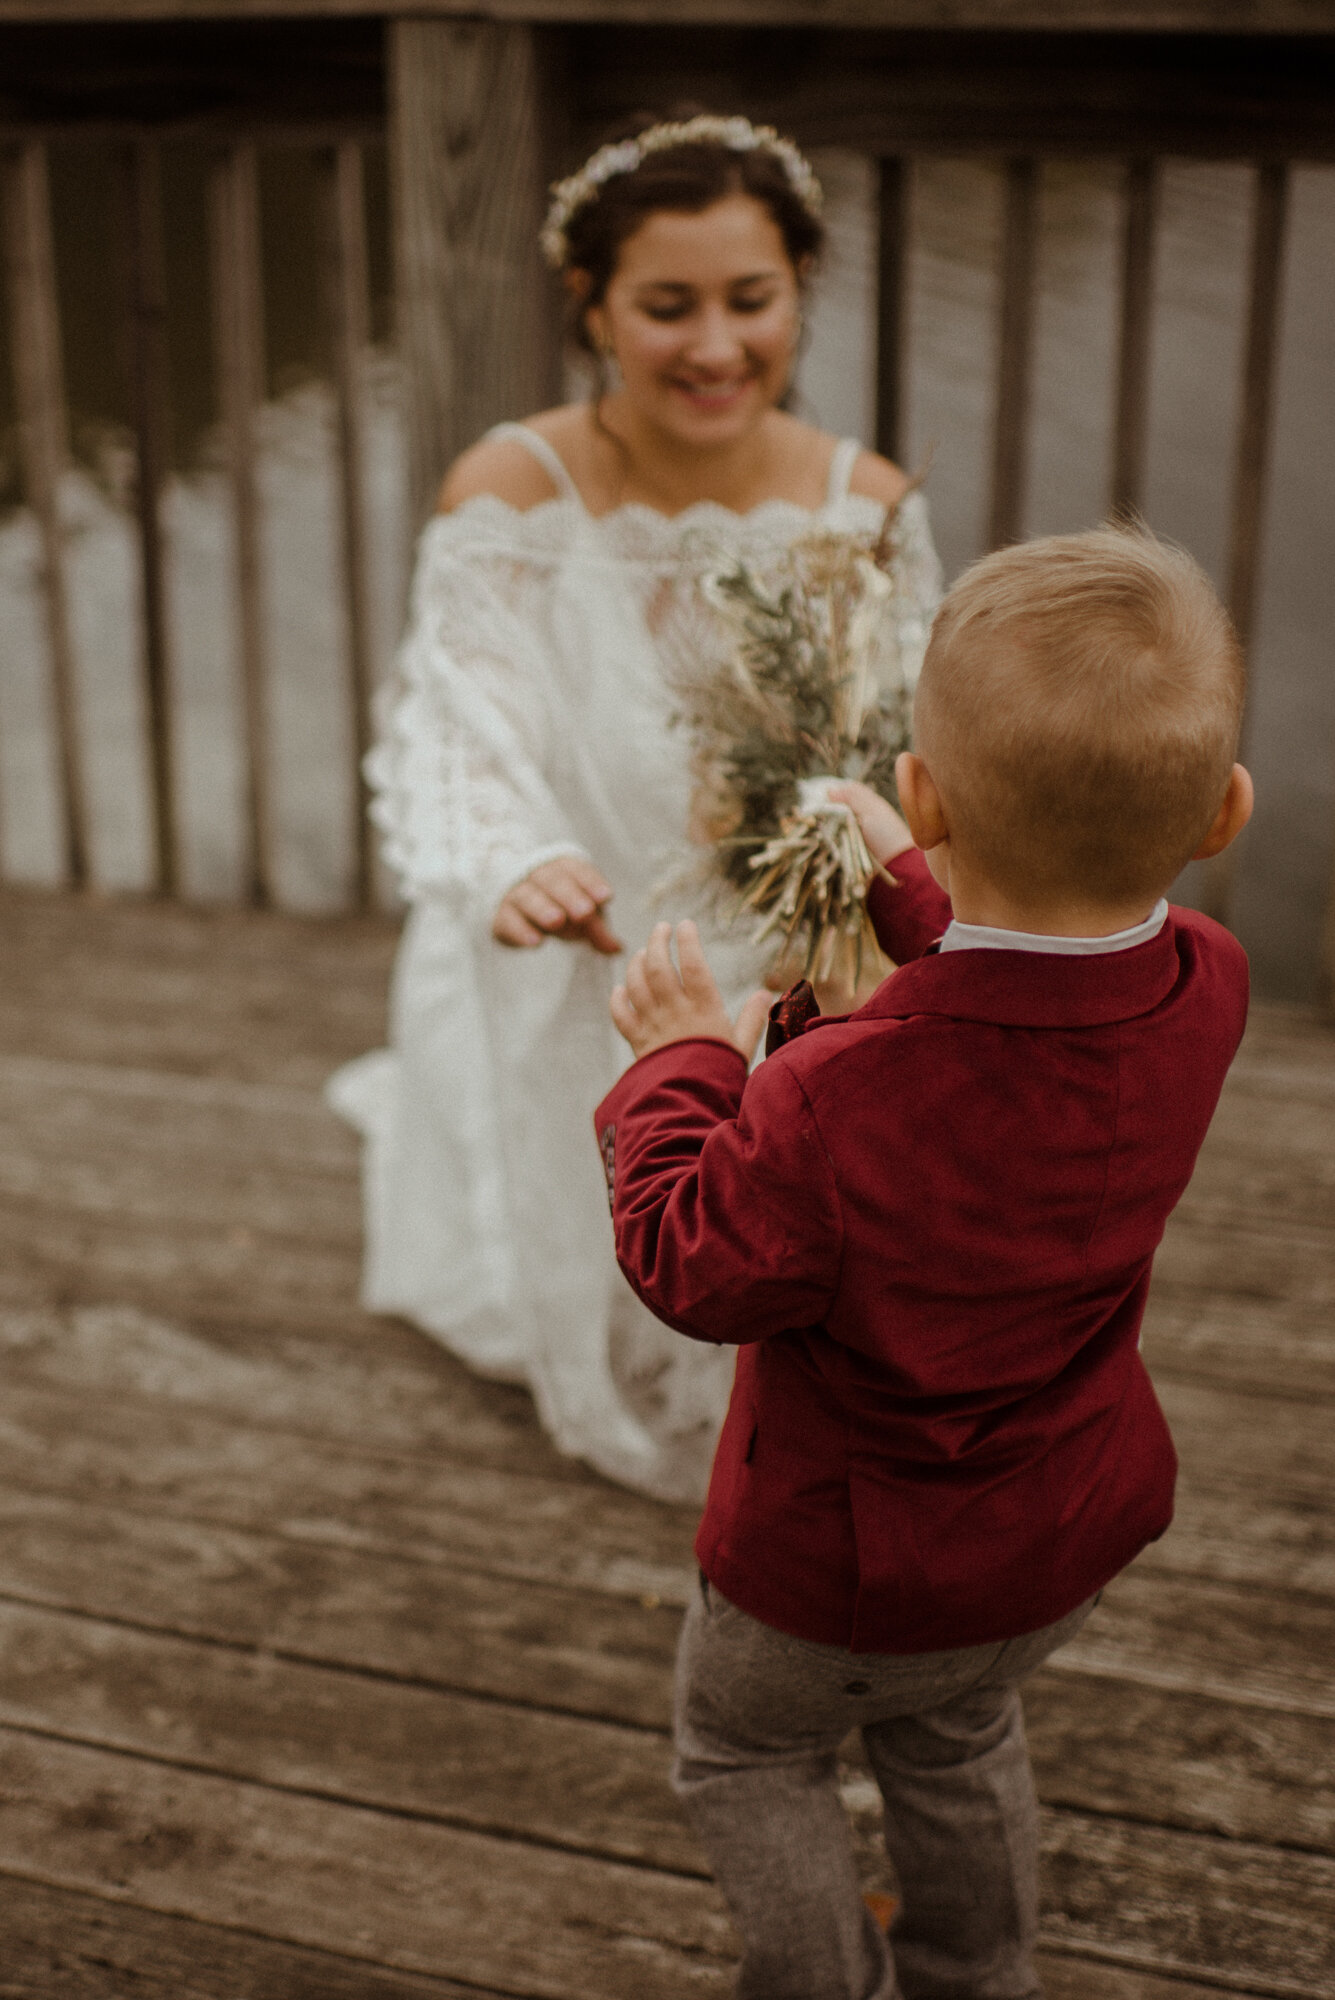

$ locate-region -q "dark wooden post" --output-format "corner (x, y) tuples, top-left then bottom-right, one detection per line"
(875, 157), (909, 467)
(317, 140), (377, 911)
(1199, 160), (1290, 927)
(988, 158), (1039, 551)
(1111, 158), (1160, 520)
(388, 18), (555, 533)
(209, 142), (273, 908)
(122, 138), (179, 898)
(1, 141), (88, 888)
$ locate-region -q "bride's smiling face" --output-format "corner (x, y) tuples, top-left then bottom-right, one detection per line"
(584, 193), (804, 448)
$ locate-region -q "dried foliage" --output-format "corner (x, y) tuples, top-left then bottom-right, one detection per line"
(673, 491), (920, 990)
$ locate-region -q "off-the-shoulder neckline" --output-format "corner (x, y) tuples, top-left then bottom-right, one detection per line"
(427, 487), (917, 538)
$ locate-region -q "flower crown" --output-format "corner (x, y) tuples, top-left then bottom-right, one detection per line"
(540, 115), (823, 271)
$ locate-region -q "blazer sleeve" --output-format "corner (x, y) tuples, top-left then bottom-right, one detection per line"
(594, 1039), (843, 1346)
(866, 846), (952, 962)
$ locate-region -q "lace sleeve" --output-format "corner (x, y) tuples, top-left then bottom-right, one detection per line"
(366, 512), (588, 915)
(889, 491), (944, 690)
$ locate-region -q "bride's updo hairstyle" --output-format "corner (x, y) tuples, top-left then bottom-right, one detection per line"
(545, 112), (826, 358)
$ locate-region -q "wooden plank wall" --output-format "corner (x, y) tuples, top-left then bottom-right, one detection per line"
(2, 18), (1334, 981)
(388, 17), (556, 529)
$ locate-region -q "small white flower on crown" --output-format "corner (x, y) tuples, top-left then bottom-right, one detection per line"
(540, 116), (823, 271)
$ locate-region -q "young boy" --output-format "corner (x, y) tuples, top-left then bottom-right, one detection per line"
(595, 528), (1254, 2000)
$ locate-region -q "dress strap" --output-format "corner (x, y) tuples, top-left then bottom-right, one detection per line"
(486, 422), (581, 502)
(825, 436), (863, 508)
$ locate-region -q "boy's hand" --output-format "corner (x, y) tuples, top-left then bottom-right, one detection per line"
(612, 921), (770, 1063)
(826, 780), (915, 869)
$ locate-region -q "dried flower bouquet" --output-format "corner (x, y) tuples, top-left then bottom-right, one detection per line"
(675, 491), (920, 995)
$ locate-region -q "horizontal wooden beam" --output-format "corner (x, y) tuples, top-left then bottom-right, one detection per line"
(570, 29), (1335, 160)
(3, 0), (1335, 28)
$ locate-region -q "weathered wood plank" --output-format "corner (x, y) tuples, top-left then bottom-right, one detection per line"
(988, 155), (1038, 548)
(0, 1378), (701, 1602)
(1141, 1295), (1335, 1402)
(0, 891), (396, 1085)
(874, 155), (908, 467)
(120, 136), (179, 896)
(208, 141), (273, 906)
(0, 140), (87, 885)
(0, 1301), (561, 1479)
(1039, 1805), (1335, 1998)
(1, 1482), (1331, 1734)
(1026, 1666), (1335, 1850)
(317, 138), (378, 910)
(1059, 1566), (1335, 1721)
(0, 1731), (738, 2000)
(0, 1873), (516, 2000)
(5, 0), (1335, 29)
(2, 1727), (1330, 1997)
(389, 17), (553, 528)
(1201, 157), (1292, 927)
(0, 1600), (704, 1873)
(1035, 1960), (1271, 2000)
(0, 1486), (682, 1727)
(0, 1363), (1330, 1607)
(1150, 1208), (1335, 1309)
(1110, 156), (1159, 517)
(2, 1592), (1330, 1863)
(0, 1872), (1246, 2000)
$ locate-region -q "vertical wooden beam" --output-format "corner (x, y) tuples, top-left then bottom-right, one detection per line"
(1200, 159), (1291, 927)
(1, 141), (88, 887)
(1111, 157), (1160, 519)
(122, 138), (178, 898)
(389, 18), (551, 531)
(318, 140), (376, 911)
(988, 157), (1039, 551)
(1225, 162), (1289, 678)
(209, 142), (273, 908)
(875, 156), (909, 467)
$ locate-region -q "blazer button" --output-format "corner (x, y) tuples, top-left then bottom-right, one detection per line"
(844, 1679), (872, 1696)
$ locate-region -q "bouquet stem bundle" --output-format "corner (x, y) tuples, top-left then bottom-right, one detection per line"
(738, 781), (879, 992)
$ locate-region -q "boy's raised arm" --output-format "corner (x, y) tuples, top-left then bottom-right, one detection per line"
(598, 923), (842, 1345)
(829, 780), (952, 963)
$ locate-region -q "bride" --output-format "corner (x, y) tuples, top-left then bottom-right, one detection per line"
(330, 114), (942, 1502)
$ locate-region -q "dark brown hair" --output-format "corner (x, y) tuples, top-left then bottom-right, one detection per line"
(561, 113), (825, 356)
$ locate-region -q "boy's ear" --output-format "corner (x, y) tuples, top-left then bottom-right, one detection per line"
(895, 751), (949, 852)
(1192, 763), (1254, 860)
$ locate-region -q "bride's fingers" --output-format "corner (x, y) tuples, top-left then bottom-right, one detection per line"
(492, 902), (545, 948)
(581, 908), (624, 955)
(537, 855), (612, 907)
(510, 881), (569, 931)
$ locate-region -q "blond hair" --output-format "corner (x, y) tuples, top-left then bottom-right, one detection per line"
(917, 527), (1245, 906)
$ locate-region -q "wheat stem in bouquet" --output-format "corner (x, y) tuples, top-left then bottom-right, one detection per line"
(676, 471), (927, 1002)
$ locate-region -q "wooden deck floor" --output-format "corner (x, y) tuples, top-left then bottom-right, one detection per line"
(0, 887), (1330, 2000)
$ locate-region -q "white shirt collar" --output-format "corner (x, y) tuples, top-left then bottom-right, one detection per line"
(938, 899), (1169, 957)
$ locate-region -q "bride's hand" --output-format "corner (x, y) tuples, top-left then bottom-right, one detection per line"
(493, 857), (623, 954)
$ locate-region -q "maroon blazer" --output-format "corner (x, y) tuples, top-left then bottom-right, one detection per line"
(595, 849), (1249, 1652)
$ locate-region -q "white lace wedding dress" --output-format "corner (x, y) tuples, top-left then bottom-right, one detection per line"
(328, 426), (942, 1502)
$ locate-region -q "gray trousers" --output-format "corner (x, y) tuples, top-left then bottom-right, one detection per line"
(672, 1578), (1097, 2000)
